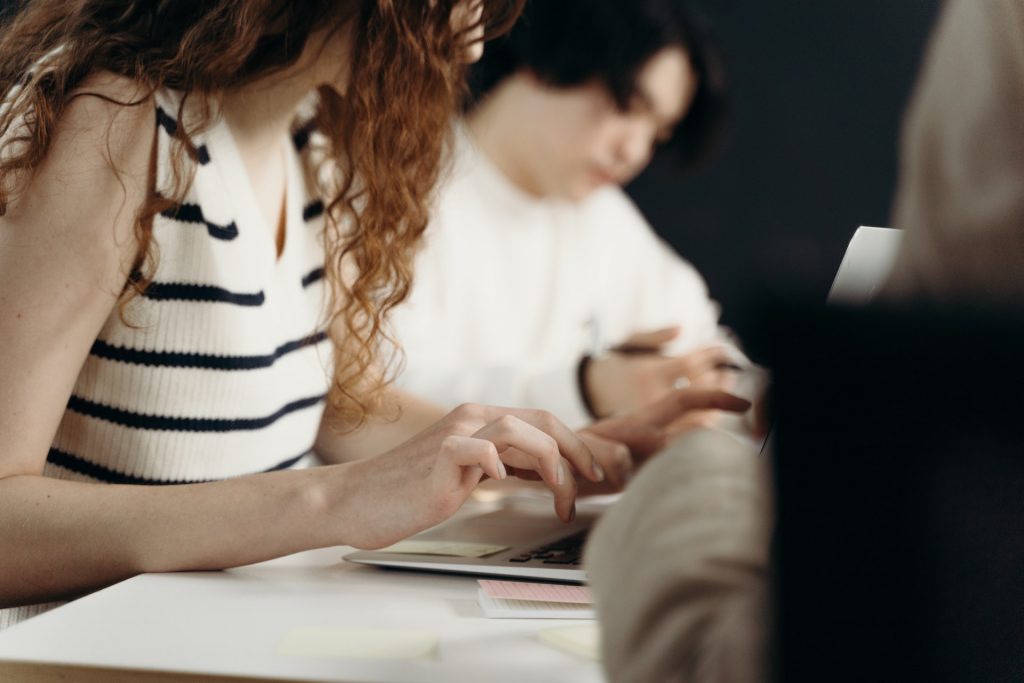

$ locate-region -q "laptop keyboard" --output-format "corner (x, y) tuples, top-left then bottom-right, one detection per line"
(507, 529), (589, 565)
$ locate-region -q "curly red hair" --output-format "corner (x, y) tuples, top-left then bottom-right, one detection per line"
(0, 0), (523, 429)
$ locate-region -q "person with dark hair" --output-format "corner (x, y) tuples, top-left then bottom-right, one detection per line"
(0, 0), (751, 629)
(390, 0), (758, 431)
(469, 0), (727, 173)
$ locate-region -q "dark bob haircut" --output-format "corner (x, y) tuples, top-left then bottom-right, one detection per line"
(469, 0), (727, 171)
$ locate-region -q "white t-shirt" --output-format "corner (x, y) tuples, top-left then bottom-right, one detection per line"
(390, 127), (737, 428)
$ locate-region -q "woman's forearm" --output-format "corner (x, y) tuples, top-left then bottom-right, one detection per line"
(315, 388), (447, 464)
(0, 465), (350, 608)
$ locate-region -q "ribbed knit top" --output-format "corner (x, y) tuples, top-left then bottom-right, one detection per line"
(44, 88), (333, 486)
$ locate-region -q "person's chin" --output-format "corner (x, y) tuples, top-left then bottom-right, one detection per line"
(588, 168), (619, 189)
(564, 183), (599, 203)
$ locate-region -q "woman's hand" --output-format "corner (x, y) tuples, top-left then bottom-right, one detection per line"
(333, 403), (607, 549)
(502, 389), (753, 497)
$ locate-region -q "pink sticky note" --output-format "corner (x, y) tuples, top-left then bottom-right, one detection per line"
(478, 580), (593, 604)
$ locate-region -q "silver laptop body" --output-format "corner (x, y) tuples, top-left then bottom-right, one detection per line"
(345, 501), (597, 582)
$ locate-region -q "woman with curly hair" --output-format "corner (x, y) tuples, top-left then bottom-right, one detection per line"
(0, 0), (748, 628)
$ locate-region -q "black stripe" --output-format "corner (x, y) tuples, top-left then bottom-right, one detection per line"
(160, 203), (239, 241)
(90, 331), (329, 370)
(46, 447), (310, 486)
(302, 200), (324, 222)
(143, 282), (265, 306)
(292, 120), (316, 152)
(155, 106), (211, 165)
(301, 267), (325, 289)
(67, 394), (326, 433)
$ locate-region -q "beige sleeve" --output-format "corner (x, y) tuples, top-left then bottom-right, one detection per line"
(585, 429), (771, 683)
(885, 0), (1024, 303)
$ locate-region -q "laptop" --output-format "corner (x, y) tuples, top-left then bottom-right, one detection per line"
(826, 225), (903, 305)
(346, 499), (598, 583)
(346, 226), (904, 583)
(766, 302), (1024, 682)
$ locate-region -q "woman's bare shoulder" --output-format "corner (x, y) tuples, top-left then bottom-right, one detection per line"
(61, 70), (155, 139)
(3, 70), (156, 274)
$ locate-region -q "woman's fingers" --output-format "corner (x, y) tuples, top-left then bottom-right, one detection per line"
(505, 433), (633, 493)
(502, 435), (631, 489)
(577, 431), (633, 490)
(472, 415), (562, 483)
(584, 389), (750, 463)
(439, 434), (507, 483)
(636, 388), (751, 430)
(664, 409), (721, 438)
(582, 420), (666, 461)
(472, 416), (579, 522)
(474, 406), (605, 483)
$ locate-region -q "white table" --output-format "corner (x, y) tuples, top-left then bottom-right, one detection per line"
(0, 505), (605, 682)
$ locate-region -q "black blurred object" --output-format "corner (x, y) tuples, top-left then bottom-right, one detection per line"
(0, 0), (22, 22)
(626, 0), (942, 344)
(765, 300), (1024, 682)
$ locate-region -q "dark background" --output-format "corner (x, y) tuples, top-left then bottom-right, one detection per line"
(627, 0), (943, 343)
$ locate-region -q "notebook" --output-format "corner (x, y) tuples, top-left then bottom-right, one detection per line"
(477, 579), (594, 619)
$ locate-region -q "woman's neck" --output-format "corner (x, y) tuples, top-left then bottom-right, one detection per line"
(217, 26), (352, 250)
(220, 77), (313, 152)
(220, 25), (351, 151)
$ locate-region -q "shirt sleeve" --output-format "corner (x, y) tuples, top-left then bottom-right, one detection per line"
(585, 428), (771, 683)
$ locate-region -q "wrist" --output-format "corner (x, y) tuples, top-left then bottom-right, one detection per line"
(300, 461), (361, 548)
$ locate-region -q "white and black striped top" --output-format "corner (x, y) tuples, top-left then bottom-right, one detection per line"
(45, 89), (332, 486)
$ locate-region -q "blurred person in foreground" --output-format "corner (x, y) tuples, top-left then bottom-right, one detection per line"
(587, 2), (1024, 682)
(885, 0), (1024, 304)
(389, 0), (762, 434)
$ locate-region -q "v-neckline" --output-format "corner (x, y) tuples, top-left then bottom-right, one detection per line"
(208, 113), (300, 270)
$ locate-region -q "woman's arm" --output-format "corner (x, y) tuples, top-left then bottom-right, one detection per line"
(0, 75), (605, 608)
(0, 76), (342, 606)
(0, 467), (344, 607)
(313, 387), (448, 464)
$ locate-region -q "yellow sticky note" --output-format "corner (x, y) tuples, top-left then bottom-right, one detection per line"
(538, 624), (601, 660)
(278, 628), (437, 660)
(377, 539), (508, 558)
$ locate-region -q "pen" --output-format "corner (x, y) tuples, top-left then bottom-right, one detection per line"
(611, 344), (745, 372)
